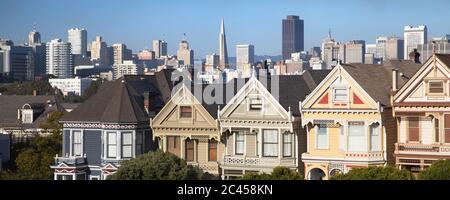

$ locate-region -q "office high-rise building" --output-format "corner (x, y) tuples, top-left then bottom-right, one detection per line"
(282, 15), (304, 60)
(375, 36), (388, 60)
(68, 28), (87, 56)
(236, 44), (254, 66)
(205, 53), (219, 72)
(219, 18), (229, 70)
(28, 30), (41, 46)
(386, 37), (404, 60)
(404, 25), (427, 60)
(91, 36), (108, 65)
(321, 32), (344, 69)
(46, 39), (73, 78)
(153, 40), (167, 58)
(345, 40), (365, 64)
(417, 36), (450, 63)
(0, 40), (35, 81)
(177, 40), (194, 67)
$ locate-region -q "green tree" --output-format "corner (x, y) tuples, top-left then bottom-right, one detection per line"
(39, 111), (64, 135)
(330, 166), (415, 180)
(240, 166), (303, 180)
(419, 159), (450, 180)
(108, 150), (212, 180)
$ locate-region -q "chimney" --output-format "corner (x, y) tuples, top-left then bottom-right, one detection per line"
(33, 90), (37, 96)
(392, 69), (398, 92)
(143, 91), (150, 114)
(409, 49), (421, 64)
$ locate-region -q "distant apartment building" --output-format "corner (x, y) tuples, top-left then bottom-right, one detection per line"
(404, 25), (427, 60)
(113, 60), (143, 79)
(138, 49), (155, 60)
(386, 37), (404, 60)
(205, 53), (219, 72)
(176, 40), (194, 67)
(68, 28), (87, 56)
(49, 77), (93, 96)
(112, 43), (132, 65)
(309, 57), (326, 70)
(91, 36), (108, 65)
(417, 35), (450, 63)
(282, 15), (304, 60)
(322, 33), (345, 69)
(236, 44), (254, 77)
(345, 40), (365, 64)
(0, 40), (35, 81)
(153, 40), (167, 58)
(364, 53), (375, 64)
(46, 39), (73, 78)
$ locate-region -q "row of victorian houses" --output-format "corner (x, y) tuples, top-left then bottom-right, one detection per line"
(50, 54), (450, 180)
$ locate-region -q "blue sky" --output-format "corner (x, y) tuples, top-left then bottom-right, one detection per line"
(1, 0), (450, 58)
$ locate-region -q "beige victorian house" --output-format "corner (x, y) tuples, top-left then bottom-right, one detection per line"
(151, 84), (224, 175)
(219, 72), (329, 179)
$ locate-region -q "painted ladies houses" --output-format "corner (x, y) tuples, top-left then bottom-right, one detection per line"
(151, 83), (225, 175)
(51, 71), (173, 180)
(300, 61), (421, 180)
(393, 54), (450, 173)
(219, 71), (329, 179)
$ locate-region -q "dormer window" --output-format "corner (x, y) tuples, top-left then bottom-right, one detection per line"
(21, 109), (33, 124)
(429, 81), (444, 94)
(249, 97), (263, 111)
(333, 88), (348, 102)
(180, 106), (192, 118)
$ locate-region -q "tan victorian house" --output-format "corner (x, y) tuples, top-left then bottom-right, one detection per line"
(151, 84), (224, 175)
(393, 54), (450, 173)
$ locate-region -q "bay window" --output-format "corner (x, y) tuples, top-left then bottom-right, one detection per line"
(408, 117), (420, 142)
(208, 139), (217, 161)
(445, 115), (450, 143)
(136, 131), (143, 155)
(263, 130), (278, 157)
(283, 133), (292, 157)
(185, 139), (195, 161)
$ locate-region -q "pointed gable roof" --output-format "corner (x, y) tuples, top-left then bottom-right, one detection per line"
(341, 61), (421, 107)
(435, 54), (450, 68)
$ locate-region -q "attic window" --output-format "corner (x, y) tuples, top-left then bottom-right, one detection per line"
(333, 88), (348, 102)
(249, 97), (263, 111)
(180, 106), (192, 118)
(429, 81), (444, 94)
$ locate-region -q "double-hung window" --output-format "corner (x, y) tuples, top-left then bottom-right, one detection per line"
(72, 130), (82, 156)
(316, 125), (328, 149)
(283, 133), (292, 157)
(333, 88), (348, 102)
(235, 131), (245, 155)
(121, 132), (133, 158)
(208, 139), (217, 161)
(408, 117), (420, 142)
(348, 122), (366, 152)
(263, 130), (278, 157)
(370, 124), (380, 151)
(445, 115), (450, 143)
(107, 132), (117, 158)
(136, 131), (144, 155)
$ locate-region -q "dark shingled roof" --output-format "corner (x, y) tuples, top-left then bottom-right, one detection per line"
(436, 54), (450, 68)
(0, 95), (60, 129)
(341, 60), (421, 107)
(188, 70), (330, 118)
(60, 70), (174, 123)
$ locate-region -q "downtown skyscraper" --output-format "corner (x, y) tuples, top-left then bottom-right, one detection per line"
(219, 18), (229, 70)
(68, 28), (87, 56)
(282, 15), (304, 60)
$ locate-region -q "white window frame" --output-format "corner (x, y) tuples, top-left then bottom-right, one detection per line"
(428, 80), (444, 94)
(262, 129), (279, 157)
(332, 87), (348, 102)
(121, 131), (133, 159)
(107, 131), (117, 159)
(348, 121), (366, 152)
(315, 125), (329, 150)
(283, 133), (292, 157)
(370, 123), (380, 151)
(234, 131), (245, 155)
(70, 129), (83, 157)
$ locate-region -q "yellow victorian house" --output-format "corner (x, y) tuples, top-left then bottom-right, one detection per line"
(300, 61), (421, 180)
(151, 83), (224, 175)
